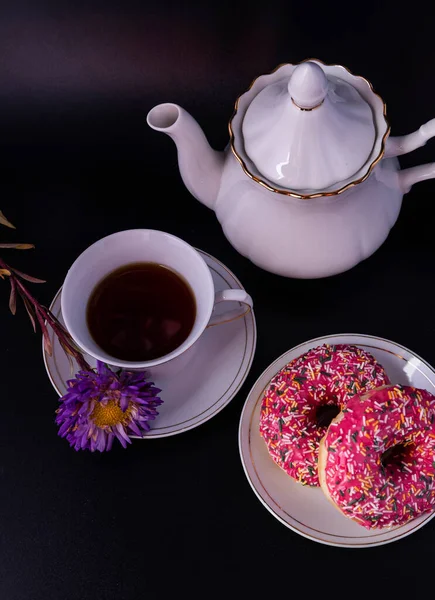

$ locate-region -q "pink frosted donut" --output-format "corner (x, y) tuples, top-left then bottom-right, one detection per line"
(319, 384), (435, 529)
(259, 344), (390, 486)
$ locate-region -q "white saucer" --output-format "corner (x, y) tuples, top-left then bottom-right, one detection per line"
(44, 250), (256, 438)
(239, 333), (435, 548)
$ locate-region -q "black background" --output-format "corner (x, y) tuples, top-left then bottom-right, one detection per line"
(1, 1), (435, 598)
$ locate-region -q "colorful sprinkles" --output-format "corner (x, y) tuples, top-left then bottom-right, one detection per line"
(259, 344), (389, 486)
(322, 385), (435, 529)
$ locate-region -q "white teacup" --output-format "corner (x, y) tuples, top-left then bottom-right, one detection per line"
(61, 229), (253, 376)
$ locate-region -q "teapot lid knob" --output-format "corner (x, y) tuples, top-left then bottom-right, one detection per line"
(288, 61), (328, 109)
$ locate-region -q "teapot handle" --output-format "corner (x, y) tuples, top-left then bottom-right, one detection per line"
(398, 163), (435, 193)
(384, 118), (435, 192)
(385, 118), (435, 158)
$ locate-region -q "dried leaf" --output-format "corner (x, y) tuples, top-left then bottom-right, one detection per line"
(43, 332), (53, 356)
(62, 344), (78, 359)
(10, 267), (45, 283)
(47, 311), (82, 353)
(22, 295), (37, 332)
(9, 278), (16, 315)
(0, 211), (15, 229)
(67, 353), (75, 376)
(60, 340), (76, 375)
(0, 243), (35, 250)
(65, 336), (83, 355)
(35, 308), (52, 355)
(0, 268), (11, 279)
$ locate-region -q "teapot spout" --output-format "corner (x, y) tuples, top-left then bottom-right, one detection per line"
(147, 103), (224, 210)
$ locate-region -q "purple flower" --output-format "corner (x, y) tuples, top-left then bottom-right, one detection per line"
(56, 361), (162, 452)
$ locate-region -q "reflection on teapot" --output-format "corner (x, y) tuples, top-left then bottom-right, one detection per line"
(147, 59), (435, 279)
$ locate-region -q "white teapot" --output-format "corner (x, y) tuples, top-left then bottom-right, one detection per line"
(147, 60), (435, 278)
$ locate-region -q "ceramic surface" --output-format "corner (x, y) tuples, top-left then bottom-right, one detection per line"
(44, 250), (257, 438)
(242, 61), (377, 190)
(61, 229), (252, 373)
(238, 333), (435, 547)
(147, 60), (435, 279)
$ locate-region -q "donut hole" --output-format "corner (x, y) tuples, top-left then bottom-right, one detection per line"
(381, 442), (415, 471)
(315, 404), (340, 428)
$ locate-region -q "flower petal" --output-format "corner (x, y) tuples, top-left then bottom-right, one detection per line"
(115, 423), (131, 443)
(120, 395), (129, 412)
(106, 434), (114, 451)
(128, 420), (143, 437)
(113, 429), (128, 448)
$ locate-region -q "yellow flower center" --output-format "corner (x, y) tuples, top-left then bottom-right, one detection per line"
(91, 399), (131, 428)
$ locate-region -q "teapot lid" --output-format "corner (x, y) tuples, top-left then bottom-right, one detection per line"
(241, 61), (379, 191)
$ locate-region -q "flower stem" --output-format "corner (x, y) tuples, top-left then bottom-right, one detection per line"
(0, 256), (91, 371)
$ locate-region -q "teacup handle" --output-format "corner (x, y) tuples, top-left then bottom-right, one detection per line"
(207, 289), (253, 327)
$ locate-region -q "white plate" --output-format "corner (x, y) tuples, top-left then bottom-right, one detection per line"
(43, 250), (256, 438)
(239, 333), (435, 547)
